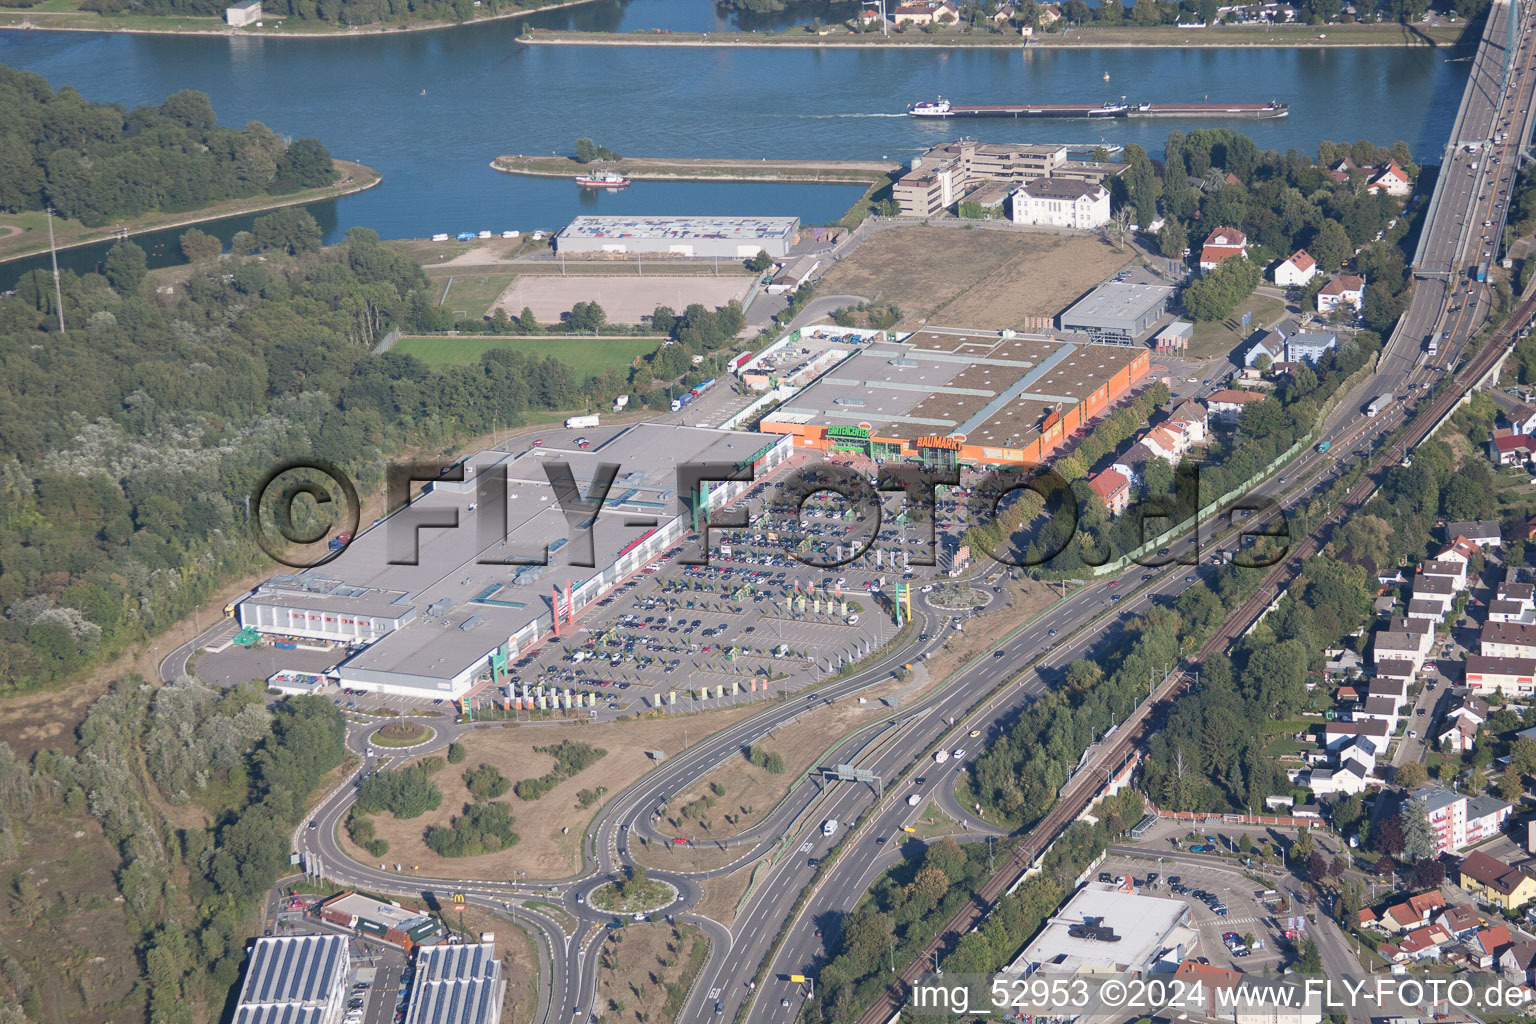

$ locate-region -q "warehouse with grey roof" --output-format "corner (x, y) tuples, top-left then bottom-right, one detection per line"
(1057, 275), (1176, 344)
(233, 935), (350, 1024)
(236, 423), (791, 698)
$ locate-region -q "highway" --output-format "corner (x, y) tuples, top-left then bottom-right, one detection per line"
(268, 8), (1536, 1022)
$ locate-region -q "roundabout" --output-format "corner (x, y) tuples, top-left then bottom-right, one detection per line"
(587, 871), (678, 915)
(368, 721), (435, 748)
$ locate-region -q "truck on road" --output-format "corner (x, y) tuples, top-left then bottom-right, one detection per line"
(822, 819), (838, 837)
(1366, 394), (1392, 417)
(1427, 332), (1439, 356)
(1476, 260), (1490, 283)
(564, 414), (600, 430)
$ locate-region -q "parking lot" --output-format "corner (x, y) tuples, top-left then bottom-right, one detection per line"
(1096, 850), (1295, 972)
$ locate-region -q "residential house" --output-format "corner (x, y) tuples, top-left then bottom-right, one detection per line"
(1206, 388), (1265, 424)
(1110, 441), (1157, 486)
(1447, 520), (1502, 548)
(1367, 160), (1414, 197)
(1506, 402), (1536, 436)
(892, 0), (959, 24)
(1317, 274), (1367, 314)
(1038, 1), (1062, 23)
(1273, 249), (1319, 287)
(1499, 579), (1535, 610)
(1420, 558), (1468, 591)
(1482, 621), (1536, 659)
(1460, 851), (1536, 911)
(1373, 629), (1427, 673)
(1199, 227), (1249, 273)
(1473, 923), (1513, 968)
(1321, 719), (1390, 756)
(1436, 535), (1482, 566)
(1172, 962), (1323, 1024)
(1088, 468), (1132, 517)
(225, 0), (261, 24)
(1305, 761), (1369, 797)
(1328, 157), (1363, 183)
(1439, 903), (1481, 940)
(1406, 598), (1446, 623)
(1011, 177), (1112, 229)
(1167, 401), (1210, 444)
(1499, 939), (1536, 985)
(1356, 694), (1401, 730)
(1389, 922), (1453, 962)
(1244, 330), (1287, 369)
(1411, 574), (1457, 618)
(1466, 654), (1536, 697)
(1367, 675), (1410, 709)
(1490, 598), (1534, 625)
(1490, 433), (1535, 466)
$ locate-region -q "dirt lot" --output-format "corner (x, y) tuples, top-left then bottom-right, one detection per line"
(695, 863), (759, 927)
(350, 712), (757, 879)
(490, 275), (753, 325)
(819, 226), (1131, 329)
(593, 920), (708, 1024)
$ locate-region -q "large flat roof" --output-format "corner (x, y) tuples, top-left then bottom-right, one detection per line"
(762, 328), (1145, 447)
(1059, 279), (1175, 331)
(407, 944), (505, 1024)
(1013, 885), (1192, 975)
(557, 216), (798, 242)
(249, 423), (780, 687)
(237, 935), (347, 1009)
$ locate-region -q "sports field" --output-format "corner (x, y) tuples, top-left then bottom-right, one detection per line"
(392, 335), (664, 374)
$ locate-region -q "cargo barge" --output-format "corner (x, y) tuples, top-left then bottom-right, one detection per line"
(907, 98), (1287, 119)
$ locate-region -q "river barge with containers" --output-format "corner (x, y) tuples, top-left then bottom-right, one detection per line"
(906, 98), (1289, 119)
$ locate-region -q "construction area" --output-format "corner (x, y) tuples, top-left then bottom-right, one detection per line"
(490, 274), (754, 325)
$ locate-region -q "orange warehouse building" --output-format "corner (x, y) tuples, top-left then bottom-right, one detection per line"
(758, 327), (1148, 469)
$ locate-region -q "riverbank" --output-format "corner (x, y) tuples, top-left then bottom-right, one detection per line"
(521, 20), (1468, 48)
(0, 0), (592, 37)
(491, 154), (898, 185)
(0, 158), (380, 265)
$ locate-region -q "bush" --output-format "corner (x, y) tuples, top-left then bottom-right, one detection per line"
(425, 803), (519, 857)
(463, 762), (510, 802)
(347, 809), (389, 858)
(446, 742), (467, 764)
(513, 740), (608, 800)
(747, 744), (786, 774)
(356, 764), (442, 819)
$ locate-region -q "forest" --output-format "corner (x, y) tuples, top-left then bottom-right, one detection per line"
(0, 67), (334, 226)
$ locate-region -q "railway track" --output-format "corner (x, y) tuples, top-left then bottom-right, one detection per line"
(849, 290), (1536, 1024)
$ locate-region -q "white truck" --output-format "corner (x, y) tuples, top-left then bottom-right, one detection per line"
(822, 819), (839, 837)
(907, 793), (922, 806)
(564, 414), (600, 429)
(1366, 393), (1392, 418)
(933, 750), (950, 764)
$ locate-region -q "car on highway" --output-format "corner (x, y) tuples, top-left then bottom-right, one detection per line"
(1112, 594), (1122, 602)
(673, 837), (686, 845)
(970, 729), (981, 737)
(1048, 628), (1058, 636)
(1108, 579), (1119, 587)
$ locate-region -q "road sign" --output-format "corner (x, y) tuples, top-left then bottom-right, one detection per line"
(790, 975), (807, 984)
(1241, 311), (1253, 328)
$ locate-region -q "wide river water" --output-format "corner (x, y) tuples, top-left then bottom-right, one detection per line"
(0, 0), (1471, 282)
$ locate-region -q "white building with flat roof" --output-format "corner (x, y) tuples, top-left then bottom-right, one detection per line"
(554, 216), (799, 258)
(1009, 884), (1196, 976)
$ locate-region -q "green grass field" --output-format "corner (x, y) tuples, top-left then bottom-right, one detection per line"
(435, 273), (516, 319)
(393, 335), (664, 375)
(1188, 295), (1286, 361)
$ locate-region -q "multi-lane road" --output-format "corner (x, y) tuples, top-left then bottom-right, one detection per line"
(267, 10), (1536, 1023)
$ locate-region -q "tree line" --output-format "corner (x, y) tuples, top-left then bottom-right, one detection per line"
(0, 67), (334, 227)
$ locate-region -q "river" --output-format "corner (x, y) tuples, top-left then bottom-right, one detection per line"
(0, 0), (1470, 285)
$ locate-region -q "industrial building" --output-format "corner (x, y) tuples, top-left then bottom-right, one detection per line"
(406, 943), (505, 1024)
(758, 327), (1148, 468)
(233, 935), (350, 1024)
(1008, 883), (1198, 976)
(236, 423), (790, 698)
(553, 216), (799, 258)
(1057, 275), (1176, 344)
(317, 892), (444, 950)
